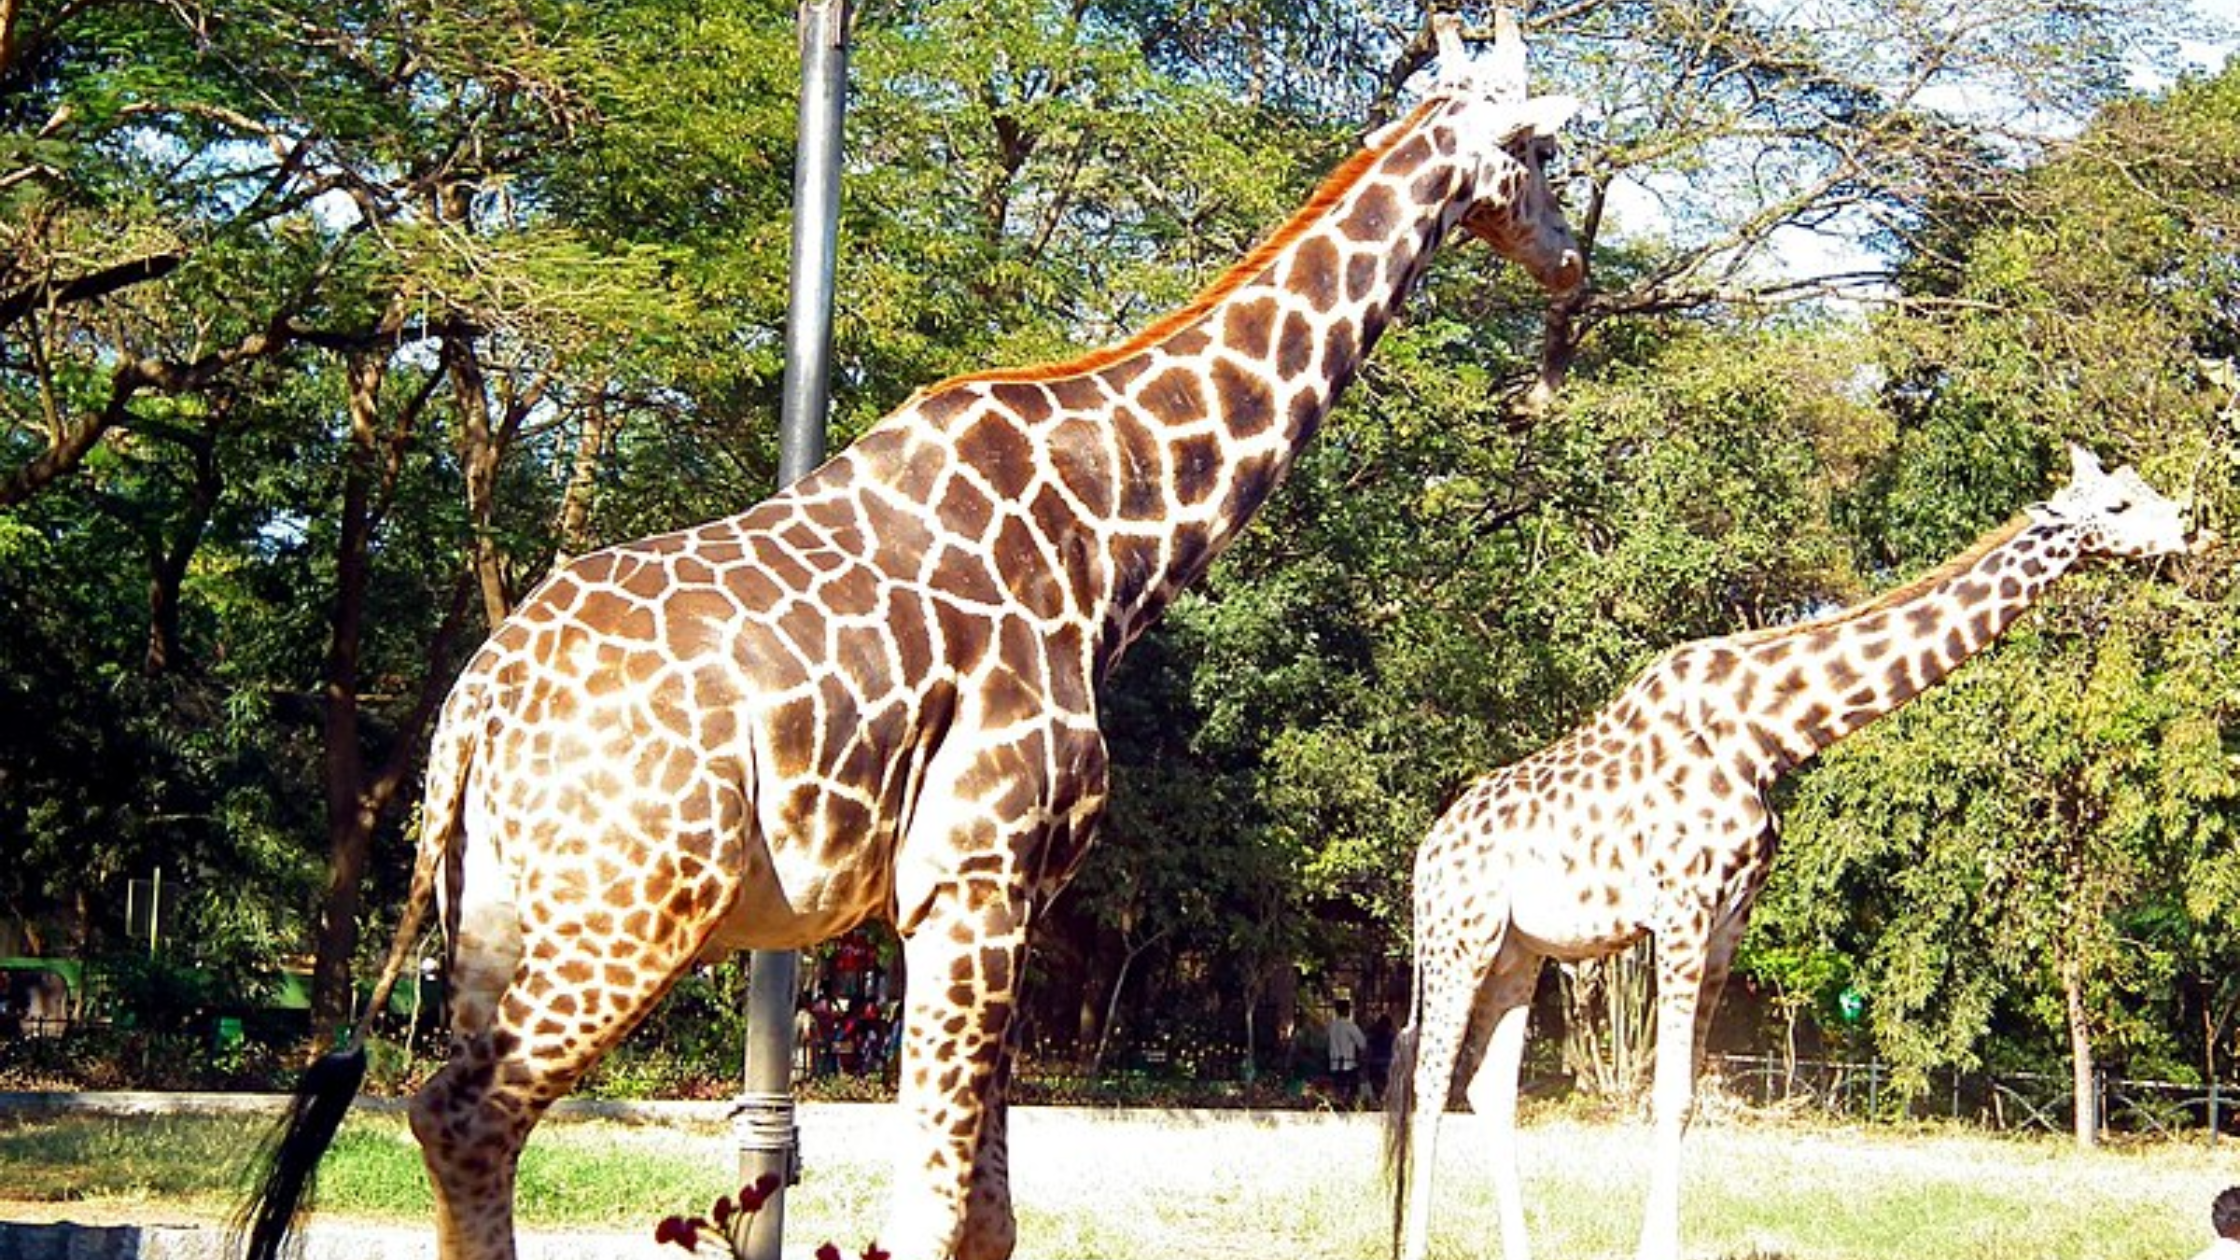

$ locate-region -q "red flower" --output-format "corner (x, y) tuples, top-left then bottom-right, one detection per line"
(654, 1215), (701, 1251)
(739, 1172), (782, 1212)
(712, 1195), (735, 1229)
(862, 1243), (891, 1260)
(816, 1243), (843, 1260)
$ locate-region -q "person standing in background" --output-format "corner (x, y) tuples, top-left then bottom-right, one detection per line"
(1326, 999), (1367, 1108)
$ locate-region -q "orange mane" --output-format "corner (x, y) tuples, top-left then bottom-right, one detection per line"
(1728, 515), (2033, 646)
(918, 97), (1450, 393)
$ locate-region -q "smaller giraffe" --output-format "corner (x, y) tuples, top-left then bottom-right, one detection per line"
(1389, 444), (2194, 1260)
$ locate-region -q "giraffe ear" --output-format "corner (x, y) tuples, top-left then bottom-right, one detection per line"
(1440, 8), (1542, 104)
(1507, 93), (1582, 139)
(2066, 441), (2106, 482)
(1485, 8), (1527, 104)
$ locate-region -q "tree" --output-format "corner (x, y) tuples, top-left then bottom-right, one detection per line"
(7, 0), (2232, 1086)
(1, 0), (764, 1028)
(1753, 61), (2240, 1141)
(1087, 0), (2205, 399)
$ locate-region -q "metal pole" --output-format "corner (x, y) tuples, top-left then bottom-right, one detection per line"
(778, 0), (850, 487)
(737, 5), (850, 1260)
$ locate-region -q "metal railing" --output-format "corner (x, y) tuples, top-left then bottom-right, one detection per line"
(1708, 1053), (2236, 1144)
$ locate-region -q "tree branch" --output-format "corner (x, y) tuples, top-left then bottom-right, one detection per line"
(0, 253), (185, 329)
(0, 303), (481, 507)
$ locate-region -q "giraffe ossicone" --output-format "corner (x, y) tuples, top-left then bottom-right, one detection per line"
(242, 11), (1584, 1260)
(1388, 442), (2195, 1260)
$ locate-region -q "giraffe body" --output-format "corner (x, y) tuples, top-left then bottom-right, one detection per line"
(1389, 445), (2192, 1260)
(245, 16), (1582, 1260)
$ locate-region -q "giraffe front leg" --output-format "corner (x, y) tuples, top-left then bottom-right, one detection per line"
(1638, 930), (1710, 1260)
(882, 887), (1030, 1260)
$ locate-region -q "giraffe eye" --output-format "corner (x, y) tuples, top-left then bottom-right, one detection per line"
(1506, 133), (1559, 174)
(2107, 500), (2132, 515)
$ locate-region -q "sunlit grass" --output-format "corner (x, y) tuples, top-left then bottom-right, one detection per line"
(0, 1105), (2227, 1258)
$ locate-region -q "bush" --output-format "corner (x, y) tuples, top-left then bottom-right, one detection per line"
(0, 1014), (1330, 1111)
(0, 1025), (301, 1092)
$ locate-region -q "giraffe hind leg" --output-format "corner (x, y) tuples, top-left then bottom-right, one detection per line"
(410, 808), (527, 1260)
(1396, 943), (1494, 1260)
(409, 841), (739, 1260)
(1462, 961), (1540, 1260)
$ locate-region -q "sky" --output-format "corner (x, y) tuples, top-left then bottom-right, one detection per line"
(2181, 0), (2240, 70)
(1702, 0), (2240, 297)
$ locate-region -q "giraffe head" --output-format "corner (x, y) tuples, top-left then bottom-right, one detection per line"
(1428, 10), (1585, 294)
(2027, 442), (2193, 558)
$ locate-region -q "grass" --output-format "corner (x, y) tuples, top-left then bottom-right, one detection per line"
(0, 1103), (2230, 1259)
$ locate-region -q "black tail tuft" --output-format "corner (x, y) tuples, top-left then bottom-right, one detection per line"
(1384, 1024), (1419, 1260)
(234, 1045), (369, 1260)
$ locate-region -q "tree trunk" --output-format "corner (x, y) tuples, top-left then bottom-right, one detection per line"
(303, 331), (479, 1040)
(1088, 952), (1131, 1075)
(309, 350), (386, 1040)
(2207, 981), (2238, 1105)
(1781, 997), (1802, 1102)
(1088, 931), (1165, 1076)
(442, 335), (510, 631)
(2062, 955), (2097, 1150)
(142, 423), (220, 675)
(553, 387), (614, 567)
(1073, 936), (1113, 1069)
(1240, 972), (1264, 1081)
(1561, 939), (1655, 1101)
(0, 0), (22, 80)
(1269, 963), (1297, 1076)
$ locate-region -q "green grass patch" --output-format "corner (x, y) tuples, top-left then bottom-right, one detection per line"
(1, 1114), (257, 1206)
(0, 1110), (893, 1244)
(0, 1113), (752, 1226)
(0, 1108), (2227, 1258)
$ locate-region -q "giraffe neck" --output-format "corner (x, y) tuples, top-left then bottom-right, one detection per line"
(1047, 99), (1485, 658)
(798, 95), (1512, 681)
(1730, 518), (2083, 772)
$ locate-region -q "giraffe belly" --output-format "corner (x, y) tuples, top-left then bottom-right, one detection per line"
(1504, 861), (1648, 962)
(699, 796), (904, 954)
(697, 878), (880, 956)
(1513, 923), (1650, 964)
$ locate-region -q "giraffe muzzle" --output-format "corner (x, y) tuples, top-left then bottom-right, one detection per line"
(1543, 247), (1586, 295)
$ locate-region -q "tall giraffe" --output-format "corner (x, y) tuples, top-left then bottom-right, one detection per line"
(243, 15), (1582, 1260)
(1389, 445), (2195, 1260)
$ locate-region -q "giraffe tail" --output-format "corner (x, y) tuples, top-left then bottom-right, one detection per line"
(233, 658), (486, 1260)
(355, 649), (483, 1052)
(1384, 1015), (1420, 1260)
(234, 1045), (368, 1260)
